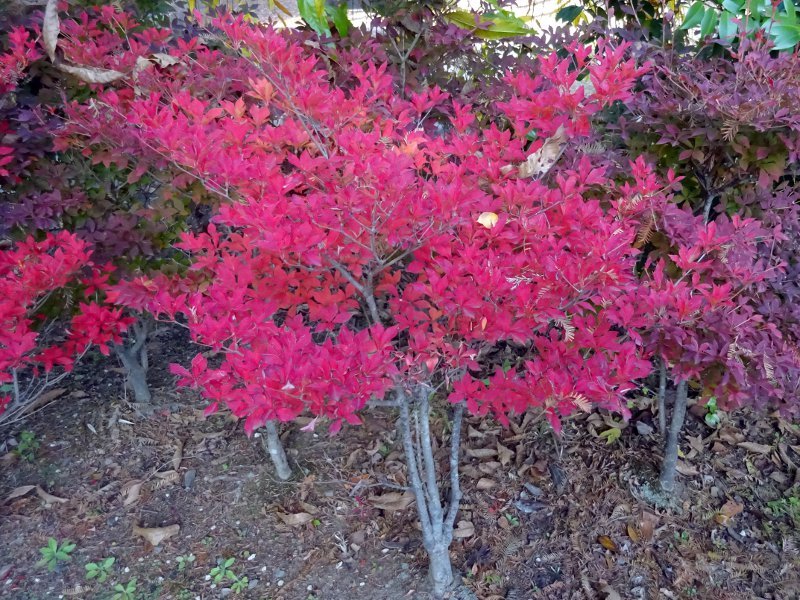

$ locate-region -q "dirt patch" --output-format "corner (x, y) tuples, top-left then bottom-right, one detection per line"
(1, 329), (800, 599)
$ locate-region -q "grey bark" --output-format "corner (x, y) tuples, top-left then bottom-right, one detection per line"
(659, 379), (689, 493)
(114, 319), (152, 403)
(657, 359), (667, 437)
(397, 385), (464, 599)
(263, 420), (292, 480)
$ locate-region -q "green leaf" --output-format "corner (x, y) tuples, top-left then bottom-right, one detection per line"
(700, 9), (718, 37)
(326, 2), (351, 37)
(718, 11), (738, 39)
(224, 557), (235, 568)
(600, 427), (622, 444)
(783, 0), (797, 21)
(297, 0), (331, 37)
(103, 557), (116, 568)
(681, 2), (706, 29)
(444, 9), (533, 39)
(722, 0), (744, 12)
(555, 5), (583, 22)
(772, 22), (800, 48)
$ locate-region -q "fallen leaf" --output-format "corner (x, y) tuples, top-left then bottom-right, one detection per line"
(43, 0), (59, 62)
(476, 477), (496, 490)
(21, 387), (67, 416)
(476, 211), (498, 229)
(627, 523), (640, 543)
(36, 486), (68, 505)
(58, 63), (125, 84)
(4, 485), (36, 503)
(466, 447), (497, 459)
(478, 461), (501, 475)
(496, 443), (513, 466)
(737, 442), (772, 455)
(714, 500), (744, 525)
(597, 535), (618, 552)
(277, 512), (314, 526)
(369, 491), (414, 512)
(132, 524), (179, 546)
(172, 441), (183, 471)
(121, 480), (144, 506)
(675, 461), (699, 476)
(452, 520), (475, 539)
(517, 126), (567, 178)
(599, 582), (623, 600)
(152, 52), (180, 67)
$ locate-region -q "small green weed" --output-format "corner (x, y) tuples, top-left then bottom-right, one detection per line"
(15, 431), (39, 462)
(36, 538), (75, 571)
(85, 556), (115, 582)
(111, 578), (137, 600)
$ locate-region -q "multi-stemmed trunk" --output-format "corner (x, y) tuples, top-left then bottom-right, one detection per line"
(114, 318), (152, 403)
(263, 420), (292, 480)
(396, 384), (464, 598)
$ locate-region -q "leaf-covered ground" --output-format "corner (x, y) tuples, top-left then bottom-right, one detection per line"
(1, 327), (799, 600)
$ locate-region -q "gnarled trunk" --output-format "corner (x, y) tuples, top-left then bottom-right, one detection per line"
(263, 420), (292, 480)
(659, 378), (688, 493)
(115, 319), (152, 403)
(397, 384), (464, 598)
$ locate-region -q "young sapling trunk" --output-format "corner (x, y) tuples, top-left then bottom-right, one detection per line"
(659, 378), (689, 493)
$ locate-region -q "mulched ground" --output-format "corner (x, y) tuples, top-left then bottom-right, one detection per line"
(1, 325), (799, 600)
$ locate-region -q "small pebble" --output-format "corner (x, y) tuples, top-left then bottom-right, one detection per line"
(277, 580), (285, 587)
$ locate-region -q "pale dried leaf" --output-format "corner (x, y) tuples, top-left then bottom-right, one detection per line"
(476, 211), (498, 229)
(172, 441), (183, 471)
(43, 0), (59, 62)
(452, 520), (475, 539)
(22, 387), (67, 415)
(599, 582), (622, 600)
(277, 512), (314, 526)
(134, 56), (152, 74)
(476, 477), (496, 490)
(466, 447), (497, 459)
(132, 523), (179, 546)
(675, 461), (698, 476)
(151, 472), (179, 490)
(152, 52), (180, 67)
(737, 441), (772, 454)
(36, 486), (68, 505)
(714, 500), (744, 525)
(58, 63), (125, 84)
(369, 491), (414, 512)
(4, 485), (36, 503)
(496, 443), (513, 466)
(121, 480), (144, 506)
(478, 461), (502, 475)
(517, 126), (567, 179)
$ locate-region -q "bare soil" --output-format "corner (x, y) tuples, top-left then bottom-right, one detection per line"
(1, 326), (799, 600)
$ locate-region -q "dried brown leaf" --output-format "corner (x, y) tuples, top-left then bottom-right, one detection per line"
(277, 511), (314, 526)
(172, 441), (183, 471)
(58, 63), (125, 84)
(517, 126), (567, 179)
(152, 52), (180, 67)
(626, 523), (640, 543)
(4, 485), (36, 503)
(132, 523), (179, 546)
(121, 480), (144, 506)
(476, 477), (496, 490)
(452, 520), (475, 539)
(36, 486), (67, 505)
(369, 491), (414, 512)
(737, 441), (772, 454)
(714, 500), (744, 525)
(466, 447), (497, 459)
(496, 443), (513, 466)
(43, 0), (59, 62)
(596, 535), (618, 552)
